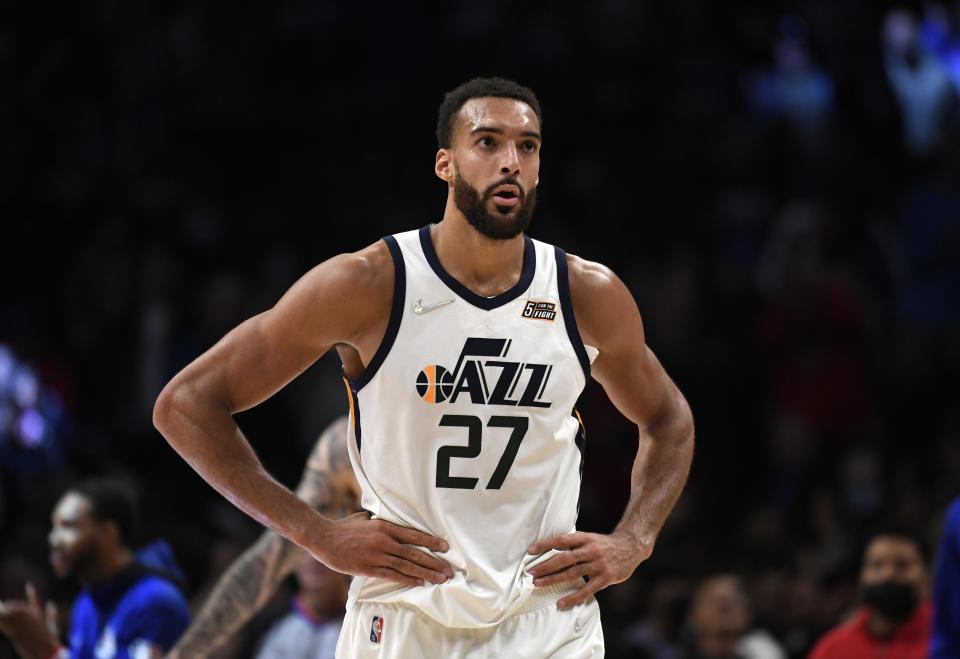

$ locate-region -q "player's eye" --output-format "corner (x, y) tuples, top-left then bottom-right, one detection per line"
(523, 141), (538, 152)
(478, 136), (493, 147)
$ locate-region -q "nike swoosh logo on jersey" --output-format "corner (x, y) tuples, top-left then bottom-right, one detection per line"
(413, 298), (454, 314)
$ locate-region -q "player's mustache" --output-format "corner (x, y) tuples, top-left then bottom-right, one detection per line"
(482, 177), (525, 200)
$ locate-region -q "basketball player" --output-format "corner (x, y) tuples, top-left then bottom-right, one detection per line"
(153, 77), (695, 657)
(166, 417), (358, 658)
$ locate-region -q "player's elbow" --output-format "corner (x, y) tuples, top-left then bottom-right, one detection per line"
(152, 382), (178, 438)
(648, 389), (695, 451)
(153, 378), (194, 442)
(674, 391), (695, 449)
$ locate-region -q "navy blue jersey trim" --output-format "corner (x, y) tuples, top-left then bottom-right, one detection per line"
(418, 225), (535, 311)
(348, 235), (405, 392)
(555, 247), (591, 379)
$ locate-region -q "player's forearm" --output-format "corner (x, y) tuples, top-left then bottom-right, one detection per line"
(614, 394), (694, 550)
(153, 381), (328, 548)
(167, 531), (303, 659)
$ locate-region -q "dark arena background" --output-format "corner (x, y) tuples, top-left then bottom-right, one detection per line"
(3, 2), (959, 657)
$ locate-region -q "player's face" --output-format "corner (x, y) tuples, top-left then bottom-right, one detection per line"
(447, 97), (541, 240)
(860, 535), (928, 596)
(48, 492), (100, 579)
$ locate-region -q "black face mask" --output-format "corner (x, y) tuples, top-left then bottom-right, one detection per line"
(862, 581), (919, 620)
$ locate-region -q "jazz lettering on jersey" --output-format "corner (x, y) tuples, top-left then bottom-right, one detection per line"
(416, 337), (553, 408)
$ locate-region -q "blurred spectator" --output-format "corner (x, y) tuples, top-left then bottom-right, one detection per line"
(681, 574), (785, 659)
(919, 3), (960, 94)
(808, 526), (931, 659)
(253, 556), (349, 659)
(0, 480), (189, 659)
(0, 344), (69, 487)
(745, 15), (835, 151)
(896, 142), (960, 332)
(755, 200), (871, 439)
(932, 496), (960, 658)
(614, 574), (692, 659)
(881, 8), (960, 156)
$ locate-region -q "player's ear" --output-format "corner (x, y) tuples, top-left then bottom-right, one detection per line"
(435, 149), (454, 183)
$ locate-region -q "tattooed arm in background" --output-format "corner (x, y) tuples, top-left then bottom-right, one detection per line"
(166, 416), (358, 659)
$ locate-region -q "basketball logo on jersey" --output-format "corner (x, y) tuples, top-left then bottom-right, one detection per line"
(415, 337), (553, 408)
(369, 616), (384, 643)
(416, 365), (454, 403)
(522, 299), (557, 321)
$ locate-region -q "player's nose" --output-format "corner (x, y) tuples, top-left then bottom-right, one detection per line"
(500, 141), (520, 176)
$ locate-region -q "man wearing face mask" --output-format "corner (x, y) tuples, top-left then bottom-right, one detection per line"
(809, 526), (932, 659)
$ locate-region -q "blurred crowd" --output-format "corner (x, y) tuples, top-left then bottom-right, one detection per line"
(2, 1), (959, 657)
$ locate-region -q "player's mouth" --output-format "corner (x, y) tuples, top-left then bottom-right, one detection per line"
(50, 550), (67, 573)
(490, 184), (521, 207)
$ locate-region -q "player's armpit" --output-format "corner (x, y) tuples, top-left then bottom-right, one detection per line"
(166, 531), (306, 659)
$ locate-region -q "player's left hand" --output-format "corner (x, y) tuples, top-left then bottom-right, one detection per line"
(526, 531), (652, 610)
(0, 583), (61, 659)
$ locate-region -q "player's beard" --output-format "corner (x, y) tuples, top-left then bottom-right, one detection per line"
(453, 169), (536, 240)
(50, 542), (97, 581)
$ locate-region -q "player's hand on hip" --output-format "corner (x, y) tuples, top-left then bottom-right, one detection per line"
(315, 512), (454, 587)
(527, 531), (652, 610)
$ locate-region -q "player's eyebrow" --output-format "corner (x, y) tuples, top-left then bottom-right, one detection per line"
(471, 126), (542, 141)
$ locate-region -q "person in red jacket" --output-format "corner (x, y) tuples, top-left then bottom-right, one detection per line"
(809, 526), (931, 659)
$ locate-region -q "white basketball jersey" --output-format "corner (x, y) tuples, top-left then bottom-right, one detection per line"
(343, 225), (596, 628)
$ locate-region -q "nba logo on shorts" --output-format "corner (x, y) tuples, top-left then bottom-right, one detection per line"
(370, 615), (384, 643)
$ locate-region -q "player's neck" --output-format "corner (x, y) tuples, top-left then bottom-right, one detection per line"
(82, 547), (134, 585)
(431, 214), (526, 298)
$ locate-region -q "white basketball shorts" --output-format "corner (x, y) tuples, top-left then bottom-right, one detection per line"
(335, 583), (604, 658)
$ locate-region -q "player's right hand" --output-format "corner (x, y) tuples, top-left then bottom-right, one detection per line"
(312, 511), (453, 587)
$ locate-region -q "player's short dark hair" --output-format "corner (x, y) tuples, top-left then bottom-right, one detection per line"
(70, 478), (139, 546)
(860, 521), (931, 565)
(436, 77), (542, 149)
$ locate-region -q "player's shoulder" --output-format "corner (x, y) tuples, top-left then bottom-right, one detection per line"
(564, 253), (621, 297)
(948, 496), (960, 525)
(125, 573), (189, 609)
(565, 252), (636, 317)
(561, 252), (642, 351)
(282, 240), (396, 327)
(307, 239), (395, 292)
(109, 574), (189, 629)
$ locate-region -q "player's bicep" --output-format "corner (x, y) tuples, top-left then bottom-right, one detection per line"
(570, 258), (676, 427)
(594, 338), (677, 429)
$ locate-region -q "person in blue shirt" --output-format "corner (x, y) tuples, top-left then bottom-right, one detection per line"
(0, 479), (190, 659)
(932, 496), (960, 658)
